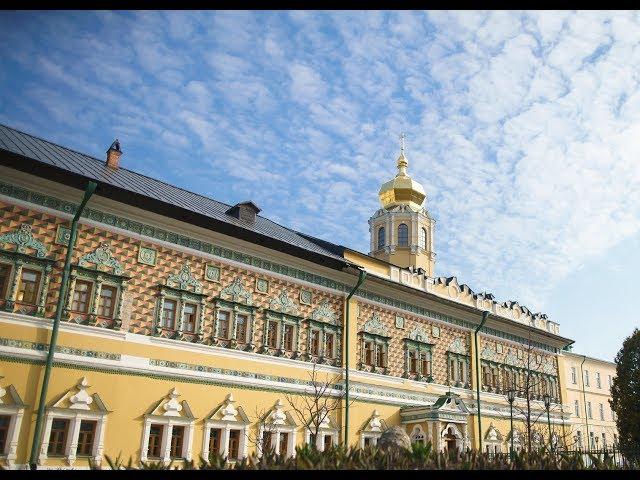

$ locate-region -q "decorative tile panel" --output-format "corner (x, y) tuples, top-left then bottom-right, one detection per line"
(299, 289), (312, 305)
(204, 263), (220, 282)
(55, 224), (73, 246)
(255, 278), (269, 294)
(137, 245), (157, 266)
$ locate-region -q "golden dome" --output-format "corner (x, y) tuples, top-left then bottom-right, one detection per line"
(378, 137), (426, 211)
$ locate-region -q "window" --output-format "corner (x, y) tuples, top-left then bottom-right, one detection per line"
(589, 432), (595, 449)
(574, 400), (580, 417)
(576, 431), (582, 448)
(448, 354), (468, 385)
(375, 343), (387, 368)
(17, 268), (41, 304)
(325, 333), (335, 359)
(277, 432), (289, 456)
(48, 418), (69, 456)
(397, 224), (409, 246)
(364, 341), (373, 366)
(267, 321), (278, 348)
(147, 424), (163, 458)
(421, 351), (432, 377)
(602, 433), (607, 448)
(419, 227), (427, 250)
(182, 303), (197, 333)
(308, 433), (316, 448)
(599, 403), (604, 421)
(236, 314), (248, 344)
(97, 285), (117, 318)
(283, 324), (294, 351)
(409, 350), (418, 374)
(71, 280), (92, 313)
(596, 372), (601, 389)
(170, 426), (185, 459)
(77, 420), (96, 456)
(584, 370), (590, 387)
(162, 300), (177, 329)
(262, 430), (273, 452)
(0, 263), (10, 299)
(571, 367), (577, 384)
(209, 428), (221, 455)
(0, 415), (10, 454)
(228, 430), (241, 459)
(377, 226), (385, 250)
(217, 311), (230, 339)
(323, 434), (333, 451)
(310, 329), (320, 356)
(587, 402), (593, 419)
(608, 375), (612, 388)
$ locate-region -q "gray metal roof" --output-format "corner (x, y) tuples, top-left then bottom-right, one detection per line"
(0, 124), (346, 264)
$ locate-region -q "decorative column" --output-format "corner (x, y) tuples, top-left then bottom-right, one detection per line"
(5, 410), (23, 468)
(113, 280), (127, 330)
(221, 426), (230, 459)
(38, 415), (53, 465)
(162, 423), (173, 465)
(184, 423), (194, 461)
(196, 297), (206, 342)
(64, 272), (77, 319)
(155, 292), (166, 336)
(89, 275), (104, 323)
(6, 260), (23, 311)
(37, 264), (52, 316)
(93, 416), (107, 467)
(66, 416), (82, 466)
(140, 421), (152, 462)
(177, 294), (186, 337)
(247, 311), (255, 351)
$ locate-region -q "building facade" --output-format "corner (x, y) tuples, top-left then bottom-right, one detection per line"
(563, 351), (619, 451)
(0, 125), (584, 469)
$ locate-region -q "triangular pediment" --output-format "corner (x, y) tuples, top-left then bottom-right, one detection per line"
(49, 377), (109, 414)
(0, 381), (25, 408)
(261, 399), (297, 428)
(207, 394), (249, 424)
(147, 388), (194, 419)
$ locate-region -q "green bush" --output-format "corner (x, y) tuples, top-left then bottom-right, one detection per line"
(93, 442), (633, 470)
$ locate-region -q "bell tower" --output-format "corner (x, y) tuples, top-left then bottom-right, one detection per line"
(368, 134), (436, 276)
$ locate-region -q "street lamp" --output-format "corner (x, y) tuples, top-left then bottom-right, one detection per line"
(543, 393), (552, 452)
(506, 388), (516, 459)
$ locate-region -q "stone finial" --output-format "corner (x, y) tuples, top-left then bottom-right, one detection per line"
(69, 377), (93, 410)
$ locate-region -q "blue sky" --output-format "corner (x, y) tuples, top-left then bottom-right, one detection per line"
(1, 11), (639, 362)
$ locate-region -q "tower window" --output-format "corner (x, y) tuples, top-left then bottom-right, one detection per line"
(377, 226), (385, 250)
(419, 227), (427, 250)
(398, 224), (409, 246)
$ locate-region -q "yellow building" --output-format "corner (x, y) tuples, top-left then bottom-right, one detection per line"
(0, 125), (576, 469)
(562, 351), (619, 451)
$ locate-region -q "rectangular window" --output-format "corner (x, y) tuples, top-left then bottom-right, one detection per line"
(0, 415), (10, 454)
(278, 432), (289, 456)
(574, 400), (580, 417)
(409, 350), (418, 374)
(584, 370), (590, 387)
(182, 303), (197, 333)
(364, 437), (371, 447)
(491, 367), (499, 387)
(364, 341), (373, 366)
(308, 433), (316, 448)
(576, 431), (582, 448)
(209, 428), (221, 455)
(0, 263), (11, 299)
(262, 431), (272, 452)
(236, 314), (248, 343)
(608, 375), (612, 388)
(602, 433), (607, 447)
(147, 424), (163, 458)
(310, 329), (320, 356)
(589, 432), (595, 449)
(17, 268), (41, 304)
(421, 352), (432, 377)
(267, 321), (278, 349)
(482, 365), (491, 386)
(162, 300), (177, 329)
(228, 429), (240, 459)
(217, 311), (230, 339)
(77, 420), (96, 456)
(325, 332), (334, 359)
(323, 434), (333, 451)
(170, 426), (184, 459)
(599, 403), (605, 421)
(97, 285), (117, 318)
(596, 372), (601, 389)
(571, 367), (577, 384)
(375, 344), (386, 368)
(587, 402), (593, 419)
(48, 418), (69, 456)
(71, 280), (92, 313)
(283, 324), (294, 351)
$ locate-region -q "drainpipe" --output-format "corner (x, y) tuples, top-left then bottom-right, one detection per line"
(29, 181), (97, 469)
(344, 267), (366, 447)
(580, 355), (590, 449)
(474, 310), (489, 453)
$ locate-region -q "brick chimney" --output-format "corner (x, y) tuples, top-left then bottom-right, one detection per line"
(106, 139), (122, 169)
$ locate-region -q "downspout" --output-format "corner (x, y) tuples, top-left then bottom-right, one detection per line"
(29, 181), (97, 469)
(344, 267), (366, 447)
(580, 354), (590, 448)
(474, 310), (489, 453)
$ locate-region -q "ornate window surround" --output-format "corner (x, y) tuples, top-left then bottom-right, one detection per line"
(154, 263), (207, 341)
(303, 410), (338, 452)
(0, 224), (55, 317)
(212, 277), (257, 350)
(403, 332), (434, 382)
(202, 394), (250, 461)
(359, 410), (385, 448)
(37, 377), (109, 468)
(304, 319), (341, 366)
(358, 313), (391, 374)
(446, 352), (470, 389)
(140, 388), (195, 464)
(258, 399), (297, 458)
(0, 381), (25, 469)
(64, 243), (130, 329)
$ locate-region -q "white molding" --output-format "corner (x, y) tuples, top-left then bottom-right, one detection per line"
(0, 405), (24, 469)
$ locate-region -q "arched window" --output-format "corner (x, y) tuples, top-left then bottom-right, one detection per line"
(377, 226), (385, 250)
(398, 224), (409, 246)
(419, 227), (427, 250)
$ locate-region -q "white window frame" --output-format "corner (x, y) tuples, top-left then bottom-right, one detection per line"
(38, 409), (107, 467)
(574, 400), (580, 417)
(570, 367), (577, 384)
(360, 431), (382, 448)
(203, 420), (249, 461)
(0, 402), (24, 469)
(596, 372), (601, 389)
(258, 424), (297, 458)
(140, 415), (194, 464)
(304, 427), (338, 452)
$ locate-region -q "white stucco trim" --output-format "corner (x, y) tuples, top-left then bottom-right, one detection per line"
(0, 404), (24, 469)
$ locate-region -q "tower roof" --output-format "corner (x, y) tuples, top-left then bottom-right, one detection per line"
(378, 134), (426, 211)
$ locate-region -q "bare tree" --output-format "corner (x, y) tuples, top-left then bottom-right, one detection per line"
(284, 361), (354, 449)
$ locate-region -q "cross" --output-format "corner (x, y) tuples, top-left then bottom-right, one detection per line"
(400, 133), (405, 153)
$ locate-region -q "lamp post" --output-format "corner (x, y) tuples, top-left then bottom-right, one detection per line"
(507, 388), (516, 460)
(543, 393), (552, 452)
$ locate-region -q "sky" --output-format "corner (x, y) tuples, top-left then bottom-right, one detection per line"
(1, 11), (639, 362)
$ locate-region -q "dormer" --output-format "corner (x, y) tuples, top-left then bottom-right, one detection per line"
(225, 201), (261, 224)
